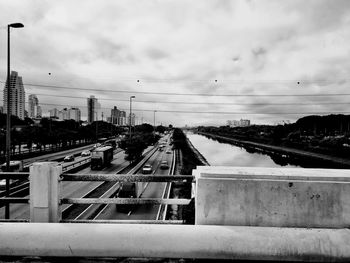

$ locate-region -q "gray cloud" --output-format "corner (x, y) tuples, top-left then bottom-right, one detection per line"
(0, 0), (349, 126)
(252, 47), (267, 58)
(146, 48), (169, 60)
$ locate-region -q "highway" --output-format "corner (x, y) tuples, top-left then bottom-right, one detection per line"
(94, 137), (174, 220)
(1, 134), (174, 221)
(0, 148), (128, 219)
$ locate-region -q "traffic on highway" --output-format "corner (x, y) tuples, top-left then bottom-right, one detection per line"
(0, 133), (175, 222)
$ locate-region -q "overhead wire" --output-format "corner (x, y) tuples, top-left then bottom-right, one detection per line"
(31, 93), (350, 106)
(24, 103), (350, 115)
(1, 80), (350, 97)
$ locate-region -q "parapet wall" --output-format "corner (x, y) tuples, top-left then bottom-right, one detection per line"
(194, 166), (350, 228)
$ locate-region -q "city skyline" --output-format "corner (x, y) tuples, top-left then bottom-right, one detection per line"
(0, 0), (349, 126)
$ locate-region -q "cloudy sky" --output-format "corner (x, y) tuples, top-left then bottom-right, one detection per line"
(0, 0), (349, 126)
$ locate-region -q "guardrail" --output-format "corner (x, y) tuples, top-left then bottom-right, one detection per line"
(62, 156), (91, 172)
(0, 162), (192, 222)
(4, 164), (350, 261)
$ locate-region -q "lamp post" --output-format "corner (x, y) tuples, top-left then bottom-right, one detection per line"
(5, 22), (24, 219)
(95, 111), (98, 142)
(129, 96), (135, 140)
(153, 110), (157, 136)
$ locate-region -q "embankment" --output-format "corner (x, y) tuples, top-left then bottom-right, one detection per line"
(168, 128), (208, 224)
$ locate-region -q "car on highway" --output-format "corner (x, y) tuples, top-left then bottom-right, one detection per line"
(63, 155), (75, 162)
(93, 143), (102, 148)
(81, 150), (91, 157)
(160, 161), (169, 169)
(142, 164), (152, 174)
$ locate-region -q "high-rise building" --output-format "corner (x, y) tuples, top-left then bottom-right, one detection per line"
(58, 108), (69, 121)
(240, 119), (250, 127)
(119, 111), (126, 126)
(69, 107), (81, 122)
(111, 106), (125, 125)
(87, 96), (100, 123)
(49, 108), (59, 118)
(227, 119), (251, 127)
(3, 71), (25, 119)
(28, 94), (38, 118)
(34, 105), (42, 118)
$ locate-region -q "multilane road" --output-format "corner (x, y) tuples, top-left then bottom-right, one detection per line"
(1, 134), (175, 221)
(95, 143), (174, 220)
(0, 147), (129, 219)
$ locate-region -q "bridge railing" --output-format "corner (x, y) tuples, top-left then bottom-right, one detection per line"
(61, 174), (191, 206)
(1, 162), (192, 222)
(3, 163), (350, 261)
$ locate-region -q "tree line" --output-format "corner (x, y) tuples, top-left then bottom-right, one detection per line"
(0, 113), (123, 156)
(197, 114), (350, 158)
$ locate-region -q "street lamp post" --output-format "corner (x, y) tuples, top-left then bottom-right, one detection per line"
(129, 96), (135, 140)
(5, 22), (24, 219)
(95, 111), (98, 142)
(153, 110), (157, 136)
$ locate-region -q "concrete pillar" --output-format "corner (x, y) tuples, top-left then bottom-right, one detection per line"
(30, 162), (62, 222)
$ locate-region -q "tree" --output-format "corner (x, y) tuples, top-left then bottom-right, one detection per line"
(156, 125), (166, 134)
(120, 136), (147, 162)
(135, 123), (154, 133)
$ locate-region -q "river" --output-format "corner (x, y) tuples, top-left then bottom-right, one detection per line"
(187, 133), (303, 168)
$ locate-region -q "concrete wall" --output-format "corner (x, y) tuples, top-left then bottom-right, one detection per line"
(194, 166), (350, 228)
(2, 223), (350, 261)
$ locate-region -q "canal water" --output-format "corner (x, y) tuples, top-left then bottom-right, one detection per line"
(186, 133), (298, 167)
(186, 133), (302, 168)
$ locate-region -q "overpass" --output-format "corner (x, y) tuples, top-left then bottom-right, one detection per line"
(1, 163), (350, 261)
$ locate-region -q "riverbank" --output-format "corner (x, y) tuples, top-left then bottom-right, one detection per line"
(197, 131), (350, 168)
(186, 138), (210, 166)
(167, 129), (208, 224)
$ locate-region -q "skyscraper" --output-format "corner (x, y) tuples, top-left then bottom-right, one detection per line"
(3, 71), (25, 119)
(119, 110), (126, 125)
(58, 108), (69, 121)
(49, 108), (59, 118)
(28, 94), (38, 118)
(111, 106), (121, 125)
(69, 107), (81, 122)
(34, 105), (42, 118)
(87, 95), (100, 123)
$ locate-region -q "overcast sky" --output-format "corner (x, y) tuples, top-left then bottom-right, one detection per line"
(0, 0), (349, 126)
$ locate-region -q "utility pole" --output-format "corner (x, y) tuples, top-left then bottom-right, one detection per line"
(129, 96), (135, 140)
(5, 22), (24, 219)
(153, 110), (157, 142)
(95, 112), (98, 142)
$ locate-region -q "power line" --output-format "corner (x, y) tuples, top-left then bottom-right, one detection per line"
(2, 81), (350, 97)
(32, 102), (350, 115)
(11, 76), (348, 84)
(32, 93), (350, 106)
(130, 110), (350, 115)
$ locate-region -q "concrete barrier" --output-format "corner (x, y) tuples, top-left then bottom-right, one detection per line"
(194, 166), (350, 228)
(1, 223), (350, 261)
